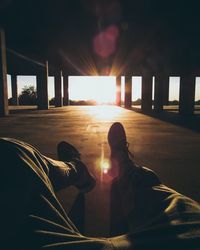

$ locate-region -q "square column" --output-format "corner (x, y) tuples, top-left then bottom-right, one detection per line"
(37, 61), (49, 110)
(116, 76), (121, 106)
(63, 74), (69, 106)
(154, 75), (167, 112)
(124, 75), (132, 109)
(0, 29), (8, 116)
(54, 70), (63, 107)
(163, 79), (169, 105)
(141, 74), (152, 112)
(11, 75), (19, 105)
(179, 75), (195, 115)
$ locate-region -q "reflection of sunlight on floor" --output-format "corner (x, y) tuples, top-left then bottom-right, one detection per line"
(84, 105), (122, 183)
(86, 105), (124, 121)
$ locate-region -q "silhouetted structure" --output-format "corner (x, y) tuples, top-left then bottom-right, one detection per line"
(0, 1), (199, 116)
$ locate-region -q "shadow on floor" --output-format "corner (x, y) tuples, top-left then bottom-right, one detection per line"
(68, 193), (85, 233)
(131, 107), (200, 133)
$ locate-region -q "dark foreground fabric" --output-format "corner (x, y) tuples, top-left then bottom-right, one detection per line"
(110, 164), (200, 249)
(0, 138), (199, 250)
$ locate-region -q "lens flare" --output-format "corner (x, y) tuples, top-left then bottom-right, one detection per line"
(103, 169), (108, 174)
(101, 160), (110, 174)
(93, 25), (119, 58)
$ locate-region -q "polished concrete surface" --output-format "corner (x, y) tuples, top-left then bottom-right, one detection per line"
(1, 105), (200, 236)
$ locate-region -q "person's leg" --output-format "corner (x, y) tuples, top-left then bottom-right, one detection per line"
(108, 122), (163, 233)
(57, 141), (81, 161)
(1, 137), (96, 193)
(107, 123), (200, 249)
(0, 138), (114, 250)
(44, 141), (96, 192)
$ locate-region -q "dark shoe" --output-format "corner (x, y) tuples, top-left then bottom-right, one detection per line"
(57, 141), (81, 162)
(57, 141), (96, 193)
(71, 159), (96, 193)
(108, 122), (127, 150)
(108, 123), (134, 178)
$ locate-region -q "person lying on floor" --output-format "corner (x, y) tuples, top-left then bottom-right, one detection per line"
(108, 122), (200, 249)
(0, 128), (200, 250)
(0, 137), (105, 250)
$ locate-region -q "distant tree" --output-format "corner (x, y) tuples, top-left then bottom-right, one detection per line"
(8, 98), (13, 105)
(69, 100), (97, 106)
(18, 85), (37, 105)
(195, 100), (200, 105)
(132, 98), (141, 105)
(169, 100), (179, 105)
(49, 97), (55, 105)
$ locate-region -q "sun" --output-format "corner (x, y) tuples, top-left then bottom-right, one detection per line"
(69, 76), (116, 104)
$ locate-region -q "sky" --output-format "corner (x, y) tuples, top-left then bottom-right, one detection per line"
(69, 76), (116, 103)
(7, 75), (200, 102)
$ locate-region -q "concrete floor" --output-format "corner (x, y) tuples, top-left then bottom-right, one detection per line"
(1, 105), (200, 236)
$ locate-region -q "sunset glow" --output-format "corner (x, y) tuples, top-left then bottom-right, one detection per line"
(6, 75), (200, 103)
(69, 76), (116, 104)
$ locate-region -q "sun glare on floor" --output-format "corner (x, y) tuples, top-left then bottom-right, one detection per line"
(69, 76), (116, 104)
(85, 105), (124, 120)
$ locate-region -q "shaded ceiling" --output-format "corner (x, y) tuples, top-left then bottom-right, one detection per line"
(0, 0), (200, 75)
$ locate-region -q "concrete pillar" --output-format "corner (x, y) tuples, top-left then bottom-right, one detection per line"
(141, 74), (152, 112)
(54, 70), (63, 107)
(63, 74), (69, 106)
(0, 29), (9, 116)
(154, 74), (166, 112)
(163, 78), (169, 105)
(37, 61), (49, 110)
(11, 75), (18, 105)
(124, 75), (132, 109)
(116, 76), (121, 106)
(179, 75), (195, 115)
